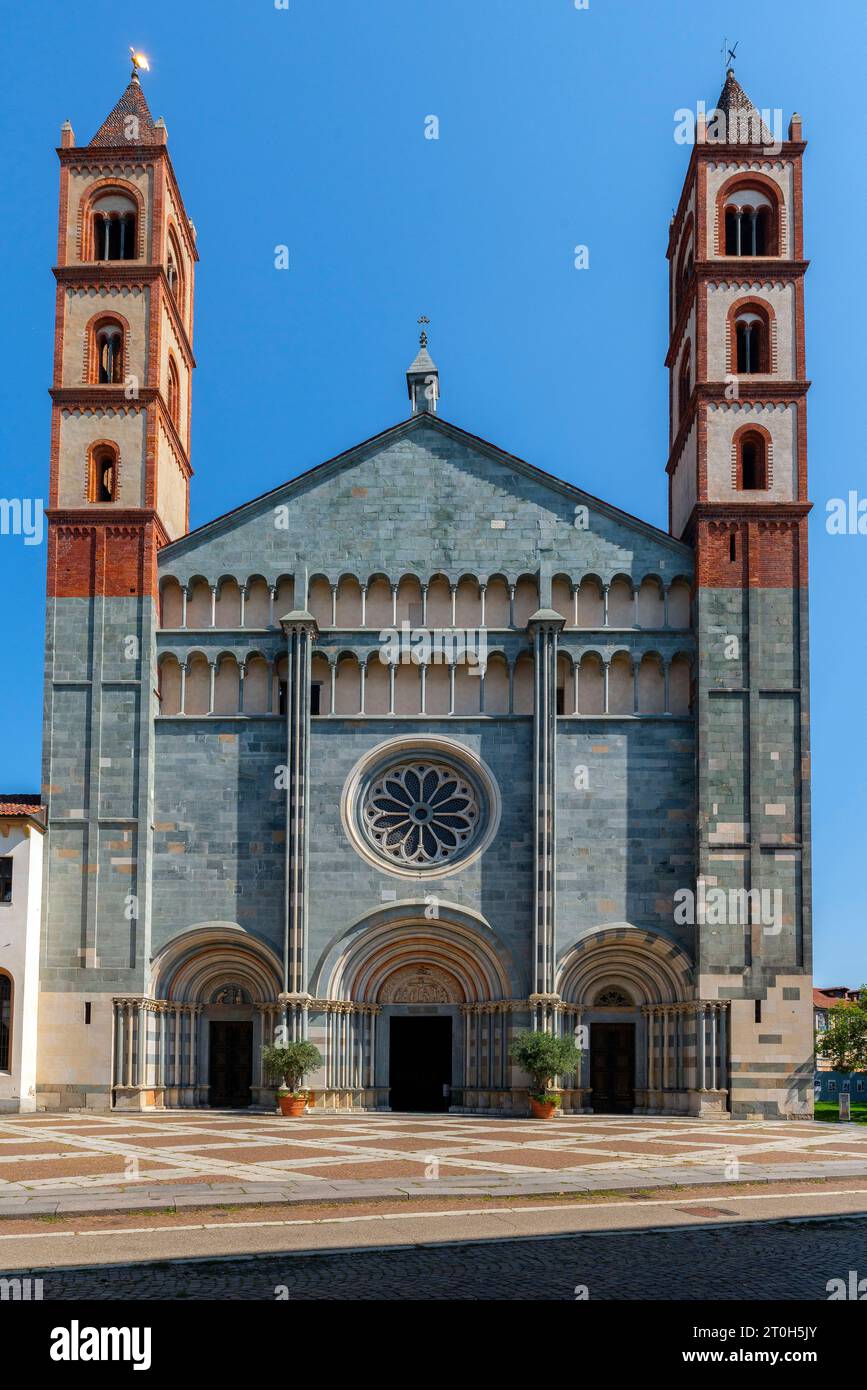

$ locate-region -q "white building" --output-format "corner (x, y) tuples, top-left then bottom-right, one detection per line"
(0, 798), (45, 1112)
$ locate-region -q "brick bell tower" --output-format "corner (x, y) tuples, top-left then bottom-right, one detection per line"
(666, 68), (812, 1117)
(39, 59), (196, 1109)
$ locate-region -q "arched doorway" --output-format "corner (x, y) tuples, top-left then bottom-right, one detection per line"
(557, 926), (696, 1116)
(135, 925), (283, 1109)
(314, 905), (520, 1112)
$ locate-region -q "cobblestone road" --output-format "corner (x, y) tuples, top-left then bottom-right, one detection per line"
(19, 1215), (867, 1300)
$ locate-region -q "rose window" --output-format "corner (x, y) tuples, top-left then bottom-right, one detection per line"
(362, 761), (480, 867)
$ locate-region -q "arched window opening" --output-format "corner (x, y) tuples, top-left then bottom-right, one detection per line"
(678, 353), (691, 422)
(95, 324), (123, 384)
(92, 206), (137, 261)
(738, 431), (768, 490)
(0, 973), (11, 1072)
(724, 200), (773, 256)
(734, 311), (768, 374)
(166, 231), (185, 312)
(167, 357), (181, 429)
(89, 444), (118, 503)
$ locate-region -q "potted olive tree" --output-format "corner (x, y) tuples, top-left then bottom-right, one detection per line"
(262, 1040), (322, 1117)
(509, 1029), (582, 1119)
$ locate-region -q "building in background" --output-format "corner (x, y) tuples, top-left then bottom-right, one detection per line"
(31, 64), (813, 1118)
(0, 797), (45, 1112)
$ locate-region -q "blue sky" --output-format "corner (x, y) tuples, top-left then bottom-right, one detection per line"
(0, 0), (862, 981)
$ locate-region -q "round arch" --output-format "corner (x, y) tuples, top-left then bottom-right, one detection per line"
(556, 925), (694, 1006)
(312, 902), (522, 1004)
(149, 924), (282, 1003)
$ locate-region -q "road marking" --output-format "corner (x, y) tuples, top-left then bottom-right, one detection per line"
(1, 1185), (866, 1242)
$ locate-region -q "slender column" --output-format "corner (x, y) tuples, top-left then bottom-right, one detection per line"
(448, 662), (456, 716)
(662, 1007), (669, 1090)
(209, 584), (217, 628)
(663, 586), (670, 629)
(238, 661), (246, 715)
(508, 660), (514, 714)
(419, 662), (427, 715)
(135, 1006), (145, 1089)
(508, 584), (516, 628)
(603, 583), (610, 627)
(390, 584), (398, 626)
(388, 661), (395, 715)
(479, 582), (487, 628)
(125, 1002), (134, 1087)
(207, 660), (216, 715)
(710, 1005), (718, 1090)
(179, 660), (188, 716)
(181, 587), (188, 629)
(190, 1006), (201, 1099)
(281, 609), (319, 1001)
(663, 663), (671, 715)
(530, 612), (564, 995)
(268, 584), (277, 628)
(421, 584), (428, 625)
(633, 660), (640, 715)
(697, 1004), (707, 1091)
(331, 584), (338, 627)
(633, 586), (641, 628)
(267, 660), (274, 714)
(603, 659), (610, 715)
(360, 584), (367, 627)
(329, 659), (337, 716)
(172, 1007), (180, 1089)
(449, 584), (457, 626)
(114, 1003), (124, 1087)
(719, 1004), (728, 1094)
(239, 584), (247, 629)
(359, 661), (366, 714)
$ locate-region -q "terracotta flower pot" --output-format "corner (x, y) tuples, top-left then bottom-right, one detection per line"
(278, 1094), (306, 1117)
(529, 1097), (557, 1120)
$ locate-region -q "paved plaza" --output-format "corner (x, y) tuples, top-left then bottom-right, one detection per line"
(0, 1111), (864, 1216)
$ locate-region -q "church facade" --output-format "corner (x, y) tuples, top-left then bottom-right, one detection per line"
(32, 68), (813, 1118)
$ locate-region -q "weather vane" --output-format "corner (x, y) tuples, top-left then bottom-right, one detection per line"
(417, 314), (430, 348)
(129, 47), (150, 78)
(722, 38), (738, 74)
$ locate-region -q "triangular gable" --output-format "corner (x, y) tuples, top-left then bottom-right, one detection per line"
(161, 412), (691, 561)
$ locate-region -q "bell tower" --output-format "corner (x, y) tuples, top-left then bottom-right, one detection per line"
(39, 59), (197, 1108)
(47, 58), (196, 599)
(666, 68), (813, 1116)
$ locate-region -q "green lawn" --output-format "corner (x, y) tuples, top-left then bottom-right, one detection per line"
(814, 1100), (867, 1123)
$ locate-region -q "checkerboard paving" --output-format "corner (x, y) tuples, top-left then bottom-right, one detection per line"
(0, 1112), (864, 1212)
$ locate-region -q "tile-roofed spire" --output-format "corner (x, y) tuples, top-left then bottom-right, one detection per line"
(712, 68), (772, 145)
(89, 71), (158, 147)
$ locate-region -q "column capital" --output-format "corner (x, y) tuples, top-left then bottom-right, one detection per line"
(279, 609), (319, 637)
(527, 608), (566, 635)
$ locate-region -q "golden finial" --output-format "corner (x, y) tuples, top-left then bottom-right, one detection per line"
(129, 47), (150, 79)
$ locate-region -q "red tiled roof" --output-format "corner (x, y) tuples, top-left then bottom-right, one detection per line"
(0, 795), (45, 822)
(90, 74), (158, 147)
(813, 988), (856, 1009)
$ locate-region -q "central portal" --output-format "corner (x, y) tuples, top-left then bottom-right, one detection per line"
(209, 1020), (253, 1108)
(389, 1016), (452, 1112)
(590, 1021), (635, 1113)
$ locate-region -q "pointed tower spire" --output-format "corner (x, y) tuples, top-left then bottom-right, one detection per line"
(90, 53), (158, 147)
(406, 317), (439, 414)
(712, 68), (773, 145)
